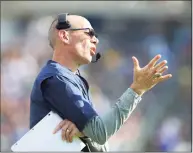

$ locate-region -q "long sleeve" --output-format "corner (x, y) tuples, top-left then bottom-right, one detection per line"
(82, 88), (141, 145)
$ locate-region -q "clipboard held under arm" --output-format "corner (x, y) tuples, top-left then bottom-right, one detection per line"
(11, 111), (85, 152)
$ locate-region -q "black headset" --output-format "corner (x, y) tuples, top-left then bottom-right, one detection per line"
(55, 13), (71, 30)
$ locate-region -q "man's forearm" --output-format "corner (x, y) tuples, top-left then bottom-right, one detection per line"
(82, 88), (142, 145)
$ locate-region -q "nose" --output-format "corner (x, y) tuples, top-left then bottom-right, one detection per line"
(91, 36), (99, 45)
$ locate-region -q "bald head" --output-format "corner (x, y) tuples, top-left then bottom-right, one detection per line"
(67, 15), (91, 28)
(48, 15), (92, 49)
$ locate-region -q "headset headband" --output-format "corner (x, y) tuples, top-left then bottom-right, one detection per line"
(55, 13), (71, 30)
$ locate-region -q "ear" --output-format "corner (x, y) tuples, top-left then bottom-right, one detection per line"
(58, 30), (70, 44)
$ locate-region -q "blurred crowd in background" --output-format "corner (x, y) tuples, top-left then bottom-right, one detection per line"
(1, 1), (192, 152)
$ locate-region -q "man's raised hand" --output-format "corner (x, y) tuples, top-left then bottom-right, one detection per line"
(130, 54), (172, 96)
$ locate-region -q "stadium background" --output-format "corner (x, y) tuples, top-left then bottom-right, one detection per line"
(1, 1), (192, 152)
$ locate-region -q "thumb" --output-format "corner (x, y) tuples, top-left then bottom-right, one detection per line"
(132, 56), (140, 70)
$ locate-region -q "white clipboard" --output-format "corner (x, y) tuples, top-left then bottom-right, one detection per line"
(11, 111), (85, 152)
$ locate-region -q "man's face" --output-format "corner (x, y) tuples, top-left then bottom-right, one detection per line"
(68, 19), (99, 65)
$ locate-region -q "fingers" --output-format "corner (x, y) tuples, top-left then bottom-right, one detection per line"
(131, 54), (172, 93)
(157, 74), (172, 83)
(154, 60), (167, 72)
(61, 121), (71, 141)
(148, 54), (161, 68)
(65, 123), (75, 142)
(54, 119), (81, 143)
(68, 128), (79, 142)
(53, 120), (68, 134)
(158, 66), (168, 74)
(132, 56), (140, 70)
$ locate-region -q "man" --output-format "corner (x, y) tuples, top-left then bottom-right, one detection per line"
(30, 13), (172, 152)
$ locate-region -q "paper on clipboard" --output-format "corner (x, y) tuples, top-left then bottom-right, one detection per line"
(11, 111), (85, 152)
